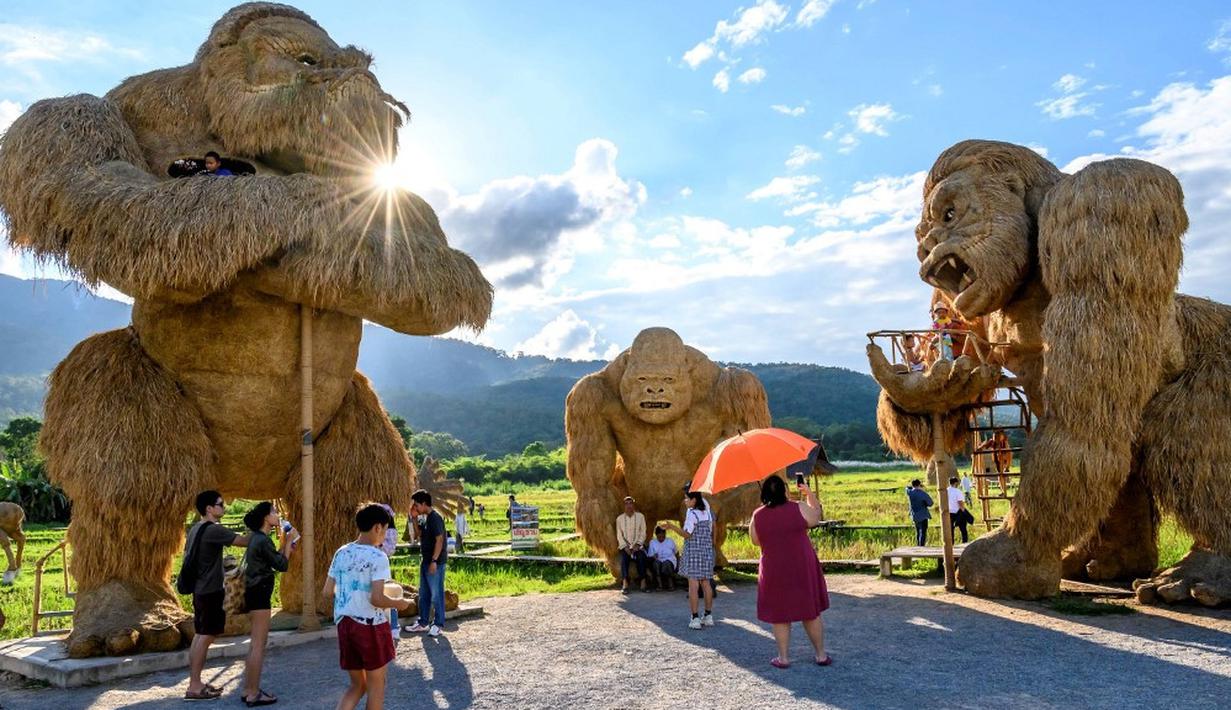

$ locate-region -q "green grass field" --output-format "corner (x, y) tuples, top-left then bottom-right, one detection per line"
(0, 467), (1195, 641)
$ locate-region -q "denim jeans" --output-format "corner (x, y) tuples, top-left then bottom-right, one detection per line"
(418, 563), (447, 627)
(914, 520), (928, 546)
(619, 549), (647, 581)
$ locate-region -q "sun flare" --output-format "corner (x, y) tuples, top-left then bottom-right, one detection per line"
(372, 162), (406, 192)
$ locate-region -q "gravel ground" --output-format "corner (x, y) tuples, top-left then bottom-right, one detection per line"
(2, 575), (1230, 709)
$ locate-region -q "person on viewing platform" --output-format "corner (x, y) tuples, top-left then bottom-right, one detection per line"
(202, 150), (233, 176)
(616, 496), (649, 593)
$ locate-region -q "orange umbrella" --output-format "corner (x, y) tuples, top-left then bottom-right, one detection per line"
(690, 428), (818, 494)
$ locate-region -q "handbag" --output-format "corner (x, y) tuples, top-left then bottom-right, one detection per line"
(175, 520), (212, 595)
(223, 546), (250, 614)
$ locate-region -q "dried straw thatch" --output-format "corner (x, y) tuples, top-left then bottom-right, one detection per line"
(416, 457), (468, 520)
(872, 140), (1231, 605)
(565, 328), (772, 576)
(0, 502), (26, 572)
(0, 3), (492, 654)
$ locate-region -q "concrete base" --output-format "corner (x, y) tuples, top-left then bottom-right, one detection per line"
(0, 605), (484, 688)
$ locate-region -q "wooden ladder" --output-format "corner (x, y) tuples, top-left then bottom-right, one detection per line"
(31, 538), (74, 636)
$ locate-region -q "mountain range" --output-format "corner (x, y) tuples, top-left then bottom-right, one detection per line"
(0, 274), (883, 457)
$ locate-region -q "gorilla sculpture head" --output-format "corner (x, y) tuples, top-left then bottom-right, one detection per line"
(195, 3), (409, 176)
(916, 140), (1064, 318)
(619, 327), (695, 424)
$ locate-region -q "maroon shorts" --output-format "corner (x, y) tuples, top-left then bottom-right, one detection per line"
(337, 616), (395, 671)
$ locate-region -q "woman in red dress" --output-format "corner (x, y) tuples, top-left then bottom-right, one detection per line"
(750, 475), (831, 668)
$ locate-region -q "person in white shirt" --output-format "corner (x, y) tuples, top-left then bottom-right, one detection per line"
(322, 503), (412, 710)
(646, 526), (679, 590)
(615, 496), (648, 592)
(959, 473), (973, 506)
(454, 509), (469, 554)
(947, 476), (970, 543)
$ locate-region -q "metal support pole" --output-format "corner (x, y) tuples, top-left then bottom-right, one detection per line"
(299, 305), (320, 631)
(931, 412), (958, 591)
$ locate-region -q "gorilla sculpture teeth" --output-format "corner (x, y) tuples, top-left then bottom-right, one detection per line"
(0, 3), (492, 657)
(870, 139), (1231, 606)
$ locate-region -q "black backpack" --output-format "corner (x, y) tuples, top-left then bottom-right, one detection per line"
(175, 521), (213, 595)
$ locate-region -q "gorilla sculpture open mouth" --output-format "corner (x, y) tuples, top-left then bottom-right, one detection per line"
(921, 252), (976, 298)
(639, 401), (672, 410)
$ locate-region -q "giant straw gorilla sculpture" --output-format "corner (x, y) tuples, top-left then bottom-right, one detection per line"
(566, 328), (772, 575)
(0, 3), (492, 656)
(870, 139), (1231, 605)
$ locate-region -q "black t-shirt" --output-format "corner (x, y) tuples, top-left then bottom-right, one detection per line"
(417, 509), (448, 568)
(188, 520), (238, 594)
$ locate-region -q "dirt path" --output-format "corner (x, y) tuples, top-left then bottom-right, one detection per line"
(2, 575), (1229, 709)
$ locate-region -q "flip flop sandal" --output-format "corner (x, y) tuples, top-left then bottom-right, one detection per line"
(770, 657), (791, 669)
(815, 655), (833, 666)
(243, 689), (278, 707)
(184, 686), (221, 700)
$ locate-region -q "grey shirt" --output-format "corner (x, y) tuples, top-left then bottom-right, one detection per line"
(187, 520), (238, 594)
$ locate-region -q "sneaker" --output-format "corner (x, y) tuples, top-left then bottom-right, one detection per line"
(402, 622), (429, 633)
(429, 624), (441, 637)
(702, 613), (715, 627)
(688, 617), (702, 630)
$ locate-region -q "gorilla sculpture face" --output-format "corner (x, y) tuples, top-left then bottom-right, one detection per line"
(915, 167), (1033, 318)
(199, 14), (408, 176)
(619, 329), (693, 424)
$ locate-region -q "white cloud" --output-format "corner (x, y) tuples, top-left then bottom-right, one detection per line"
(1054, 73), (1086, 93)
(785, 145), (821, 169)
(771, 103), (806, 116)
(678, 187), (694, 198)
(515, 309), (614, 360)
(423, 138), (645, 291)
(1026, 143), (1049, 158)
(0, 23), (144, 66)
(737, 67), (767, 84)
(714, 0), (790, 47)
(712, 68), (731, 93)
(1087, 128), (1105, 138)
(0, 100), (21, 134)
(849, 103), (900, 136)
(786, 172), (924, 228)
(928, 84), (943, 97)
(682, 40), (716, 69)
(1208, 20), (1231, 63)
(1038, 72), (1101, 119)
(795, 0), (836, 28)
(746, 175), (820, 203)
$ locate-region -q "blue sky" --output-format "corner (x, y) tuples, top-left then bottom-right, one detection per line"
(3, 1), (1231, 371)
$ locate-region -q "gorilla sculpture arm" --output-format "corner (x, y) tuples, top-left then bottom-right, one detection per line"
(565, 374), (625, 557)
(1002, 159), (1185, 558)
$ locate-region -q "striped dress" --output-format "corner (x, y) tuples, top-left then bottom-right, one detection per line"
(679, 508), (715, 579)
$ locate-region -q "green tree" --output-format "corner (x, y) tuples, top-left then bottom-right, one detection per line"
(410, 431), (470, 466)
(0, 417), (70, 522)
(521, 441), (548, 457)
(386, 412), (413, 449)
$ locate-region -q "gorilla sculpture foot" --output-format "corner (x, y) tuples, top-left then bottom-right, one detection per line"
(1135, 549), (1231, 608)
(65, 580), (192, 658)
(957, 528), (1060, 600)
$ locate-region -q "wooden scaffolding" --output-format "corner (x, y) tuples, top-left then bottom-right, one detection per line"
(963, 387), (1031, 529)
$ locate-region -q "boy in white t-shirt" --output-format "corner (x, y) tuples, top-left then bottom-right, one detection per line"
(323, 503), (412, 710)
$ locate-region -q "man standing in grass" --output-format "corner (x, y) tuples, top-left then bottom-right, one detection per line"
(403, 490), (448, 637)
(323, 503), (412, 710)
(905, 479), (933, 546)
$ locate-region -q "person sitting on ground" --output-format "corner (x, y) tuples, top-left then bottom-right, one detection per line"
(240, 501), (295, 707)
(751, 475), (831, 669)
(615, 496), (649, 592)
(202, 150), (234, 176)
(905, 479), (933, 547)
(323, 503), (411, 710)
(948, 476), (971, 543)
(646, 526), (679, 590)
(182, 490), (250, 701)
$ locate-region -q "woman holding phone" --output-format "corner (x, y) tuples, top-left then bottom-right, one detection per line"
(750, 474), (831, 669)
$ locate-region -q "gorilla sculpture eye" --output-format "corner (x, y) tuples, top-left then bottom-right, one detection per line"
(943, 207), (956, 223)
(297, 54), (318, 66)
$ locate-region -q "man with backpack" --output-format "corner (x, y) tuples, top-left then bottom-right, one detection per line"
(180, 490), (249, 700)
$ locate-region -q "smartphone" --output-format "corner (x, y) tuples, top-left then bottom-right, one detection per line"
(795, 473), (805, 487)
